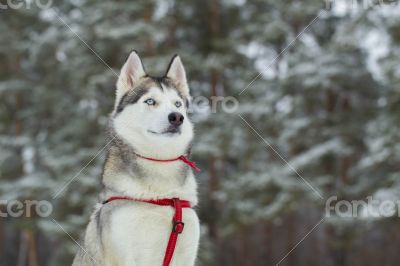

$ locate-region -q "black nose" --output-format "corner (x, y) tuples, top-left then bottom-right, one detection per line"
(168, 112), (184, 126)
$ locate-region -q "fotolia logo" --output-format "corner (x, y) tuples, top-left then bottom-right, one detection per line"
(325, 196), (399, 218)
(0, 200), (53, 218)
(0, 0), (53, 10)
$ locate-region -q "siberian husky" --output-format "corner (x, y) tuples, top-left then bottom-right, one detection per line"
(72, 51), (200, 266)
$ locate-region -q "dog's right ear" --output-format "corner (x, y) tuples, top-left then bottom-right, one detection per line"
(166, 55), (190, 97)
(116, 51), (146, 105)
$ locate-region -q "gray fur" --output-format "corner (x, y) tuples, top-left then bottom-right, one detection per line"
(102, 124), (190, 190)
(115, 76), (188, 114)
(73, 58), (197, 265)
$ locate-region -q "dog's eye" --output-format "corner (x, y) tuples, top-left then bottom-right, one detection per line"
(144, 98), (156, 105)
(175, 101), (182, 108)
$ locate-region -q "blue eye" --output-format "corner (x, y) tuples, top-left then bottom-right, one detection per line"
(144, 98), (156, 105)
(175, 101), (182, 108)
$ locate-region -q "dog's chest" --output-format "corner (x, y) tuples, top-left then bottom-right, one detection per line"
(104, 203), (200, 265)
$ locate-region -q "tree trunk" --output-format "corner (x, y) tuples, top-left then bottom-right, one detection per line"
(207, 0), (221, 243)
(17, 231), (28, 266)
(26, 230), (38, 266)
(286, 212), (297, 266)
(144, 3), (156, 56)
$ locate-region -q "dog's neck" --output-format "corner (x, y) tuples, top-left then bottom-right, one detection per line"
(100, 134), (198, 205)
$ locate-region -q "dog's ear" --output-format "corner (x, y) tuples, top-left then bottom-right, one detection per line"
(166, 55), (189, 96)
(116, 51), (146, 104)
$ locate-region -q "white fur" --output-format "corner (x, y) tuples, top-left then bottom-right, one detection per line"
(103, 180), (199, 266)
(113, 86), (193, 159)
(115, 51), (146, 109)
(166, 56), (190, 96)
(73, 52), (199, 266)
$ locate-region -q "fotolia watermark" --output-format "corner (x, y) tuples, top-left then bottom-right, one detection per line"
(0, 0), (52, 10)
(325, 0), (399, 10)
(0, 200), (53, 218)
(325, 196), (400, 218)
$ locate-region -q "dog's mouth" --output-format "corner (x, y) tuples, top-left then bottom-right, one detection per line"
(148, 127), (181, 136)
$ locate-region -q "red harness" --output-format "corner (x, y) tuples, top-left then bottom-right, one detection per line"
(102, 154), (200, 265)
(135, 153), (201, 172)
(103, 196), (192, 266)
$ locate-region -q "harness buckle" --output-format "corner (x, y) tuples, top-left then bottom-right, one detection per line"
(173, 221), (185, 234)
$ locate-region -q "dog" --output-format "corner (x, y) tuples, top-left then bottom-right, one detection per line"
(72, 51), (200, 266)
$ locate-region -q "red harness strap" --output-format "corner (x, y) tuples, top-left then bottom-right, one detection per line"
(103, 196), (191, 266)
(135, 153), (201, 172)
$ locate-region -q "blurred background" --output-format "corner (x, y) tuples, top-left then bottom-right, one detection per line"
(1, 0), (400, 265)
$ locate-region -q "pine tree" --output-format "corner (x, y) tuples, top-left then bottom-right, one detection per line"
(1, 1), (400, 265)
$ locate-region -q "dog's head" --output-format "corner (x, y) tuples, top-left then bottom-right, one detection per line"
(112, 51), (193, 159)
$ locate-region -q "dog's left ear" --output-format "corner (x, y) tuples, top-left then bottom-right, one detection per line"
(115, 51), (146, 107)
(166, 55), (190, 96)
